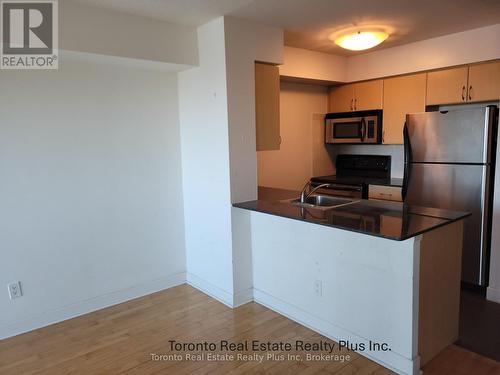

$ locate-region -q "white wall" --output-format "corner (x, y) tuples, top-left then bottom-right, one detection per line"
(178, 16), (284, 307)
(279, 46), (348, 83)
(0, 57), (186, 338)
(224, 17), (284, 204)
(257, 82), (333, 190)
(60, 1), (198, 67)
(348, 23), (500, 82)
(223, 17), (284, 305)
(178, 18), (235, 306)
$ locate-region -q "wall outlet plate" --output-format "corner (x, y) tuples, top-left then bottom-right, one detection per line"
(8, 281), (22, 300)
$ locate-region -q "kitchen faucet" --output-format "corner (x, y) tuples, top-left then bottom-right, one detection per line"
(300, 181), (334, 204)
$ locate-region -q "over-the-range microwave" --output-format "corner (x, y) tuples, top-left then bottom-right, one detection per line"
(325, 110), (382, 144)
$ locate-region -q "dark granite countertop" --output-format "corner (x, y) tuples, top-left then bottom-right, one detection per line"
(236, 187), (470, 241)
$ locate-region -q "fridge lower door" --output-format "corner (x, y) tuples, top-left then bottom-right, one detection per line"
(405, 163), (491, 286)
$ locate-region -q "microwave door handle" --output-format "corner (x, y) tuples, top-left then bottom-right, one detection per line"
(360, 118), (366, 142)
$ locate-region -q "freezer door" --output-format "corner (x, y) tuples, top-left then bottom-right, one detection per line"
(405, 107), (496, 163)
(405, 163), (491, 286)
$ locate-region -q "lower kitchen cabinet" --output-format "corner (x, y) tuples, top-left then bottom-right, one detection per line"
(369, 185), (403, 202)
(382, 73), (426, 144)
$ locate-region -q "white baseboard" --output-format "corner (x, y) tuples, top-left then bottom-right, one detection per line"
(487, 286), (500, 303)
(253, 288), (419, 375)
(0, 272), (186, 340)
(186, 273), (234, 307)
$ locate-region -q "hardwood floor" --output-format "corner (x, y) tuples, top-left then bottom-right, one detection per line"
(424, 345), (500, 375)
(1, 284), (499, 375)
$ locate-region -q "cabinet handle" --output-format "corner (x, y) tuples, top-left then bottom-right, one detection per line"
(382, 130), (385, 143)
(469, 85), (473, 100)
(461, 85), (466, 101)
(354, 98), (357, 110)
(350, 99), (353, 111)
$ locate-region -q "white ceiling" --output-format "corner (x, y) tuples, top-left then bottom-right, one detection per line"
(72, 0), (500, 55)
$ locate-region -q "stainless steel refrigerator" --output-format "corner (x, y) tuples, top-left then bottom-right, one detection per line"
(403, 105), (498, 288)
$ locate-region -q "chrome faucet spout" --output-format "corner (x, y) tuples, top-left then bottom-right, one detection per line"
(300, 181), (311, 203)
(300, 182), (333, 203)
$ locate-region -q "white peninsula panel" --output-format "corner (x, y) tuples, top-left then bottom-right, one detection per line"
(250, 212), (420, 374)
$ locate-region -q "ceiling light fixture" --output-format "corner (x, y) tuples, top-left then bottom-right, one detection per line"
(333, 30), (388, 51)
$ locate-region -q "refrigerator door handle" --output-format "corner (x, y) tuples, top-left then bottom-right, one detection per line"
(402, 120), (412, 201)
(403, 120), (413, 164)
(478, 165), (491, 285)
(483, 105), (499, 164)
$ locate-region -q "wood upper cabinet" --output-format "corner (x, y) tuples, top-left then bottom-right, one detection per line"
(354, 80), (383, 111)
(255, 62), (280, 151)
(329, 84), (355, 112)
(383, 73), (426, 144)
(426, 67), (469, 105)
(427, 62), (500, 105)
(468, 61), (500, 102)
(329, 80), (383, 112)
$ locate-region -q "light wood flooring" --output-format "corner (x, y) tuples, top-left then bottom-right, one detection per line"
(1, 284), (499, 374)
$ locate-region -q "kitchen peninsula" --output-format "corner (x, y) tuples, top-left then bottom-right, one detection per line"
(234, 189), (469, 375)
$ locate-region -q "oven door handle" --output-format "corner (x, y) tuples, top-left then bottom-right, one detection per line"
(311, 183), (362, 192)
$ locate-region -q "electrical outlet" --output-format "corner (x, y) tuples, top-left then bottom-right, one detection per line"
(314, 280), (322, 297)
(8, 281), (22, 300)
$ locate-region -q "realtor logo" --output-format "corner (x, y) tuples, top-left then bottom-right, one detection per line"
(1, 0), (58, 69)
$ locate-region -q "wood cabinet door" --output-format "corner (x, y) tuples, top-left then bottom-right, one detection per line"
(255, 63), (280, 151)
(468, 61), (500, 102)
(383, 73), (426, 144)
(354, 79), (383, 111)
(329, 84), (354, 112)
(426, 67), (468, 105)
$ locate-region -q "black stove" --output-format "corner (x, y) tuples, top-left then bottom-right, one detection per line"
(311, 155), (401, 199)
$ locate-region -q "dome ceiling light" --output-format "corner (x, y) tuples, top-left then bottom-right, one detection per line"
(332, 29), (389, 51)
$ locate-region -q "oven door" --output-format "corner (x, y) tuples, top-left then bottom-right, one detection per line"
(325, 117), (363, 144)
